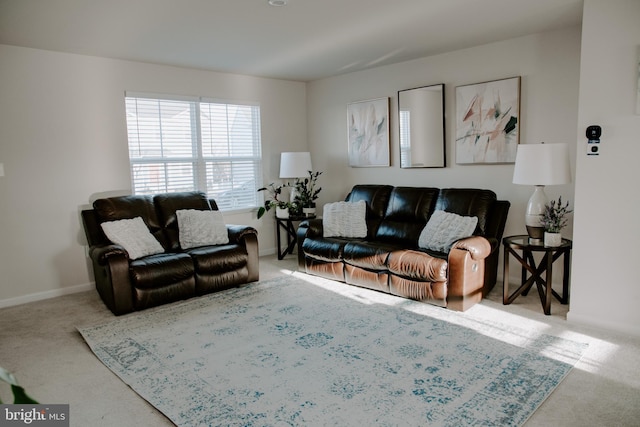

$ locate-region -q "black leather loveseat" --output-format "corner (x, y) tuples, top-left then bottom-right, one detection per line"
(82, 191), (259, 315)
(297, 185), (509, 311)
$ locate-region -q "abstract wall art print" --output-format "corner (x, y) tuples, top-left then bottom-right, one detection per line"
(455, 76), (521, 164)
(347, 97), (390, 167)
(636, 46), (640, 115)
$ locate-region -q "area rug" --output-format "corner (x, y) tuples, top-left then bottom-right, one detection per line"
(78, 274), (587, 426)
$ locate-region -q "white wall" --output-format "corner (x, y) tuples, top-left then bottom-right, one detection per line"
(0, 45), (307, 305)
(307, 27), (581, 280)
(569, 0), (640, 336)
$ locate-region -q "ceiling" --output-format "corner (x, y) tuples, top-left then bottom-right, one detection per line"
(0, 0), (583, 82)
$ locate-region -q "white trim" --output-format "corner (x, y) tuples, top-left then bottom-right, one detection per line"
(259, 247), (276, 257)
(124, 91), (198, 102)
(124, 91), (260, 108)
(0, 282), (93, 309)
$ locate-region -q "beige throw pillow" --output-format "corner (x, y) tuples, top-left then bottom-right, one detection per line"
(177, 209), (229, 249)
(419, 210), (478, 252)
(100, 216), (164, 260)
(323, 200), (367, 238)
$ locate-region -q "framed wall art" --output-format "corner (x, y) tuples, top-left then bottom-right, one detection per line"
(347, 97), (390, 167)
(636, 46), (640, 115)
(455, 76), (521, 164)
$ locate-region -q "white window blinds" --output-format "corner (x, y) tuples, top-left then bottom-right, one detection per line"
(399, 110), (411, 168)
(125, 94), (262, 211)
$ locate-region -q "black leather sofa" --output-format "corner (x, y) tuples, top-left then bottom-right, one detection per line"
(297, 185), (510, 311)
(82, 191), (259, 315)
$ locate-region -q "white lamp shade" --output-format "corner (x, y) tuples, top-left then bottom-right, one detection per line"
(512, 143), (571, 185)
(279, 152), (312, 178)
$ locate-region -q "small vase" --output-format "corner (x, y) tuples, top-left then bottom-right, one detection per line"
(275, 207), (289, 219)
(544, 232), (562, 247)
(302, 206), (316, 217)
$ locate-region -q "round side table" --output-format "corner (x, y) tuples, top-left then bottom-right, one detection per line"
(502, 235), (572, 315)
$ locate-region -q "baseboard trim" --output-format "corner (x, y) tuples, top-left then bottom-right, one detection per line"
(0, 282), (93, 309)
(1, 252), (281, 310)
(259, 247), (276, 257)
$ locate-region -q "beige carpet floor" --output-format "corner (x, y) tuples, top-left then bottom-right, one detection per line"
(1, 254), (639, 426)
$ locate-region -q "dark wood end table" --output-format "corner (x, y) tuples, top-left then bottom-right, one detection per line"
(502, 235), (572, 315)
(275, 215), (314, 260)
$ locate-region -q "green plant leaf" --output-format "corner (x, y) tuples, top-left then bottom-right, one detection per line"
(0, 366), (38, 404)
(11, 384), (38, 404)
(0, 366), (18, 386)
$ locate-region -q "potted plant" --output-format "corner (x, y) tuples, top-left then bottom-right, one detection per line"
(257, 183), (296, 219)
(540, 196), (572, 246)
(293, 171), (322, 217)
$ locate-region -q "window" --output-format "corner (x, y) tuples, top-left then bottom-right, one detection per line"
(399, 110), (411, 168)
(125, 94), (262, 211)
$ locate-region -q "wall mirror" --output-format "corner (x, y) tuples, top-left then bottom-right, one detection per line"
(398, 84), (445, 168)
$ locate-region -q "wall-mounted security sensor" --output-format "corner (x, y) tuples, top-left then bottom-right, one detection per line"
(586, 125), (601, 156)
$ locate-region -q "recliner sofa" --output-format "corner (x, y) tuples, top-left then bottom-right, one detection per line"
(297, 185), (509, 311)
(82, 191), (259, 315)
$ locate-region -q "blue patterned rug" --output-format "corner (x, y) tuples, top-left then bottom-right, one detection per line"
(78, 274), (586, 426)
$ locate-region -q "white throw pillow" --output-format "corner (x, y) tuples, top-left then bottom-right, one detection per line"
(101, 216), (165, 260)
(323, 200), (367, 238)
(418, 210), (478, 252)
(176, 209), (229, 249)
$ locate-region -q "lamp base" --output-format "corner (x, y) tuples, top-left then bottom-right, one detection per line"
(526, 225), (544, 244)
(525, 185), (548, 245)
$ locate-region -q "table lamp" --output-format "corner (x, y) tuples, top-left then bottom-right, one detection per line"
(512, 142), (571, 243)
(279, 152), (312, 202)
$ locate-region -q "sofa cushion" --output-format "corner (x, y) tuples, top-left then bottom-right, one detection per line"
(100, 217), (165, 260)
(387, 250), (448, 282)
(376, 187), (439, 246)
(177, 209), (229, 249)
(186, 244), (248, 273)
(435, 189), (496, 235)
(129, 252), (194, 289)
(342, 241), (398, 270)
(301, 238), (346, 263)
(418, 210), (478, 252)
(93, 194), (166, 247)
(154, 192), (212, 251)
(323, 200), (367, 238)
(345, 185), (393, 238)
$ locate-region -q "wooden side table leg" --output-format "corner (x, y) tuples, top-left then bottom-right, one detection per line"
(521, 250), (527, 290)
(562, 248), (570, 304)
(503, 245), (510, 304)
(276, 219), (284, 260)
(544, 250), (553, 315)
(522, 250), (536, 296)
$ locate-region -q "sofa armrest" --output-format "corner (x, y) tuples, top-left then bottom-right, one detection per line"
(226, 224), (259, 282)
(451, 236), (491, 261)
(298, 218), (323, 238)
(226, 224), (258, 243)
(89, 244), (129, 265)
(446, 236), (491, 312)
(297, 218), (323, 269)
(87, 244), (134, 315)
